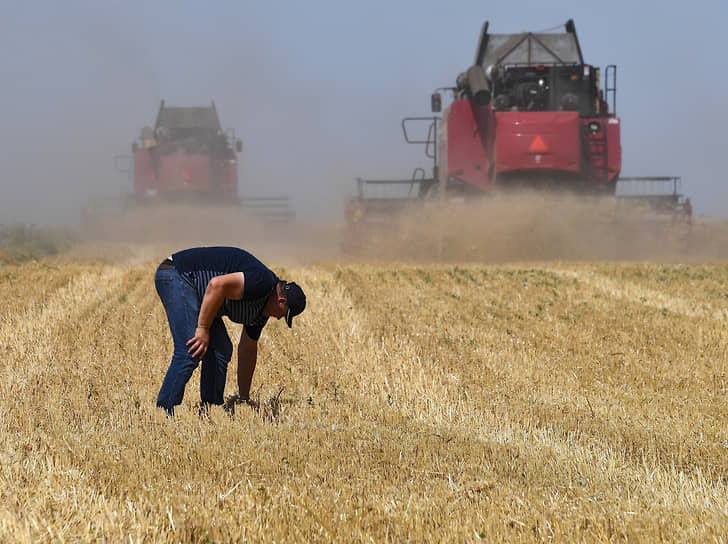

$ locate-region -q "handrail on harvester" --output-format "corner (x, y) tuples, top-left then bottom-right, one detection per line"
(240, 196), (295, 223)
(617, 176), (681, 197)
(616, 176), (687, 215)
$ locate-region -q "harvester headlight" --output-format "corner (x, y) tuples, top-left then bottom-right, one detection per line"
(588, 122), (601, 134)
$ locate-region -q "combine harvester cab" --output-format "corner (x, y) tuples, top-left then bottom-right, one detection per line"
(437, 19), (621, 194)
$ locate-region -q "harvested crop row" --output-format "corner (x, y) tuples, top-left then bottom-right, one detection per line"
(0, 260), (727, 542)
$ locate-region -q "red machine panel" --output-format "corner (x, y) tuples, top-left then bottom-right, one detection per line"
(212, 157), (238, 196)
(605, 117), (622, 183)
(133, 148), (156, 197)
(445, 99), (495, 191)
(158, 155), (211, 192)
(495, 111), (581, 175)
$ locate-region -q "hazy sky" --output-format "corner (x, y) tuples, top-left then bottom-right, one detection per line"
(1, 0), (726, 224)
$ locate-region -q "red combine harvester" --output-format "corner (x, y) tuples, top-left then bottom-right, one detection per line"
(131, 100), (242, 205)
(96, 100), (292, 225)
(438, 18), (621, 194)
(348, 20), (688, 225)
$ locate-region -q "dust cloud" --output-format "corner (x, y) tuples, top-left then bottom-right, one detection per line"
(4, 4), (728, 237)
(343, 191), (728, 264)
(3, 6), (727, 264)
(75, 203), (344, 267)
(76, 190), (728, 267)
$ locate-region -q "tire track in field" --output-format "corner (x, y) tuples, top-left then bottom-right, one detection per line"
(0, 262), (162, 540)
(289, 265), (471, 429)
(0, 264), (129, 412)
(549, 266), (728, 321)
(314, 265), (728, 517)
(0, 263), (83, 323)
(324, 265), (501, 431)
(285, 266), (373, 390)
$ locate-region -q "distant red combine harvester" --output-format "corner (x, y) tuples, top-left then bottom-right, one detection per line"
(349, 19), (688, 224)
(94, 100), (293, 226)
(130, 100), (242, 205)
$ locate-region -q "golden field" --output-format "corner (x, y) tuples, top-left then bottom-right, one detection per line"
(2, 236), (728, 542)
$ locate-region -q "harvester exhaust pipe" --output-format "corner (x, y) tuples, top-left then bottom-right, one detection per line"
(466, 65), (491, 107)
(474, 21), (490, 66)
(466, 20), (492, 107)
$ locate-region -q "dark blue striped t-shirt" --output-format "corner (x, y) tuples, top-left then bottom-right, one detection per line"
(171, 247), (279, 340)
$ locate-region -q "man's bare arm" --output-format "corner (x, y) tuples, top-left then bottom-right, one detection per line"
(237, 328), (258, 399)
(187, 272), (245, 358)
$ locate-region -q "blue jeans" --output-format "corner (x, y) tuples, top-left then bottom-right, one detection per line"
(155, 261), (232, 414)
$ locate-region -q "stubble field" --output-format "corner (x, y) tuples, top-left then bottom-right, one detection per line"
(2, 250), (728, 542)
(2, 196), (728, 542)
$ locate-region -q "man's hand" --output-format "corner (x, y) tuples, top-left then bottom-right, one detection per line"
(191, 273), (245, 360)
(223, 392), (258, 415)
(187, 326), (210, 359)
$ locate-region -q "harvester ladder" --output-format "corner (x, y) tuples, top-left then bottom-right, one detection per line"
(587, 122), (608, 184)
(605, 65), (617, 114)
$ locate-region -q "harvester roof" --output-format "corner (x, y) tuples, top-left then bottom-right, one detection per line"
(154, 100), (222, 132)
(476, 19), (584, 68)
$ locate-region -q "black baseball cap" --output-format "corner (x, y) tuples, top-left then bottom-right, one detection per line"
(283, 282), (306, 328)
